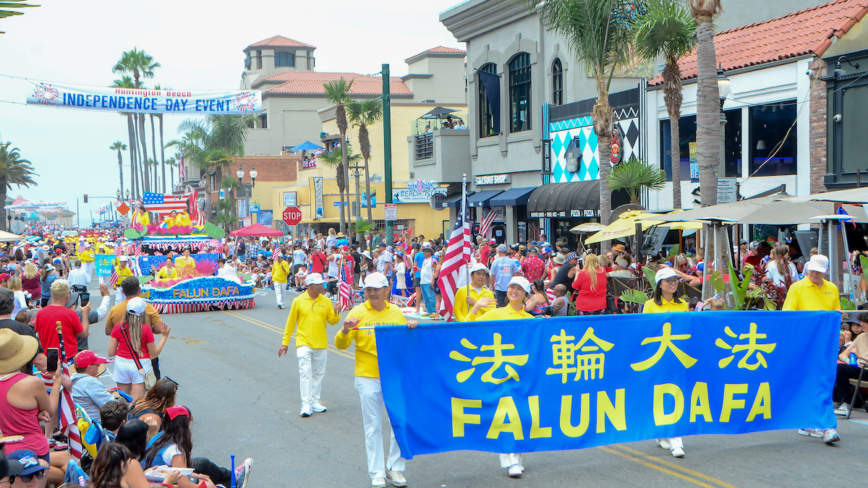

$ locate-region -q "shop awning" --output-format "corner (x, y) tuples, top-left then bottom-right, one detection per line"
(490, 187), (536, 207)
(467, 190), (503, 208)
(437, 192), (476, 209)
(527, 181), (600, 218)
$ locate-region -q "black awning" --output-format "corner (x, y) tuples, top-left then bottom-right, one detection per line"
(467, 190), (503, 208)
(437, 192), (475, 209)
(490, 187), (536, 207)
(527, 181), (601, 218)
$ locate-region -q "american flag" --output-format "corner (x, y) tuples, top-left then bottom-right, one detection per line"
(479, 209), (498, 239)
(142, 192), (188, 217)
(339, 264), (353, 311)
(437, 200), (472, 321)
(179, 155), (186, 181)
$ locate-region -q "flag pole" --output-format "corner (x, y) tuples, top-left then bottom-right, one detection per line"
(463, 174), (470, 307)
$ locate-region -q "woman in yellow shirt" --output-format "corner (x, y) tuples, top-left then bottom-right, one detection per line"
(174, 249), (197, 277)
(133, 206), (150, 227)
(336, 273), (416, 488)
(154, 258), (179, 281)
(467, 276), (533, 479)
(643, 267), (688, 458)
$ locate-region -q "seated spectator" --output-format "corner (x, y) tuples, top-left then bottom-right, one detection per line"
(91, 442), (190, 488)
(524, 279), (550, 316)
(100, 399), (130, 438)
(4, 449), (49, 488)
(108, 298), (171, 402)
(144, 406), (252, 488)
(704, 298), (726, 311)
(834, 313), (868, 417)
(116, 419), (149, 463)
(70, 351), (114, 421)
(128, 378), (178, 441)
(608, 258), (634, 279)
(294, 264), (309, 291)
(549, 284), (569, 317)
(13, 309), (28, 324)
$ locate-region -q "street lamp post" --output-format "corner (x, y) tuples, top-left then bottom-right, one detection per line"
(237, 165), (257, 229)
(717, 67), (731, 182)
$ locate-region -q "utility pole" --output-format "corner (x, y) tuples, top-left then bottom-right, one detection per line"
(76, 198), (80, 228)
(382, 63), (393, 246)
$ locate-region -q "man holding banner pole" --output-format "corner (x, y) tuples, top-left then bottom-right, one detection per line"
(335, 273), (416, 488)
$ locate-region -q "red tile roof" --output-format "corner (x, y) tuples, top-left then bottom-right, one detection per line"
(405, 46), (466, 62)
(263, 72), (412, 96)
(650, 0), (868, 86)
(245, 35), (316, 51)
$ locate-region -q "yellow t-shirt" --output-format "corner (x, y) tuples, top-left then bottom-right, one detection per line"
(282, 292), (340, 349)
(156, 266), (178, 281)
(78, 250), (94, 263)
(453, 286), (496, 322)
(643, 297), (689, 314)
(175, 256), (196, 272)
(114, 265), (134, 286)
(782, 278), (840, 311)
(176, 212), (192, 227)
(272, 261), (290, 283)
(135, 211), (150, 227)
(468, 305), (533, 321)
(335, 301), (407, 378)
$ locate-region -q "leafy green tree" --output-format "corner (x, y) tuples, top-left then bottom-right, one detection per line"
(606, 155), (666, 204)
(110, 141), (127, 199)
(634, 0), (695, 209)
(220, 176), (241, 230)
(347, 98), (382, 222)
(521, 0), (642, 224)
(0, 135), (38, 231)
(113, 48), (160, 193)
(323, 78), (354, 236)
(0, 0), (38, 34)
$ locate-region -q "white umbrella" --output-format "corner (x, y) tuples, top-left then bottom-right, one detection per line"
(785, 187), (868, 204)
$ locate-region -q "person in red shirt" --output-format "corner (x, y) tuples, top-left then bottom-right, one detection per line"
(34, 279), (90, 359)
(571, 253), (608, 314)
(108, 297), (170, 401)
(310, 245), (328, 275)
(520, 248), (546, 282)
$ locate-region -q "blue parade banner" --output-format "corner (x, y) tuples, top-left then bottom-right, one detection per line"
(375, 311), (839, 459)
(95, 254), (115, 277)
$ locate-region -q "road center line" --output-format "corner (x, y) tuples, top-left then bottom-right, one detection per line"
(221, 310), (355, 359)
(598, 446), (717, 488)
(610, 445), (738, 488)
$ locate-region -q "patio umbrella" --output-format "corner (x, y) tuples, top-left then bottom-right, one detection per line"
(0, 231), (22, 242)
(735, 199), (832, 225)
(230, 223), (284, 237)
(786, 187), (868, 204)
(585, 211), (665, 245)
(420, 106), (458, 119)
(291, 141), (324, 152)
(570, 223), (606, 234)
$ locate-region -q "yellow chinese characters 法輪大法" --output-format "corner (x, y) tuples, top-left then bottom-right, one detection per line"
(450, 333), (528, 385)
(716, 323), (777, 369)
(546, 328), (614, 384)
(630, 323), (697, 371)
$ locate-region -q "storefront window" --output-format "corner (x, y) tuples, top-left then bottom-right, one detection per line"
(660, 109), (742, 181)
(478, 63), (498, 138)
(509, 53), (532, 133)
(842, 85), (868, 173)
(749, 101), (797, 176)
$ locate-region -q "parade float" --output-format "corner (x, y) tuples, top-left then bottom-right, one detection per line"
(120, 193), (256, 313)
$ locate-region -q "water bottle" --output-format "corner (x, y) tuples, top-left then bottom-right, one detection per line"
(850, 352), (859, 365)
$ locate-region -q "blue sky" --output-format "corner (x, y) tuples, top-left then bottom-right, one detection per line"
(0, 0), (464, 225)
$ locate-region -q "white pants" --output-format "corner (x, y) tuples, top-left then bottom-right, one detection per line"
(274, 282), (286, 306)
(99, 275), (108, 285)
(297, 346), (327, 407)
(499, 453), (522, 469)
(84, 262), (94, 282)
(115, 288), (125, 304)
(354, 377), (406, 480)
(657, 437), (683, 450)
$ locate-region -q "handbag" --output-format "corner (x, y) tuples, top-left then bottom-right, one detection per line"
(119, 322), (156, 389)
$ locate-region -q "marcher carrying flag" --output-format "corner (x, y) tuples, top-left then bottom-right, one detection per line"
(437, 175), (472, 321)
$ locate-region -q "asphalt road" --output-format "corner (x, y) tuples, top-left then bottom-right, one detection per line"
(84, 284), (868, 488)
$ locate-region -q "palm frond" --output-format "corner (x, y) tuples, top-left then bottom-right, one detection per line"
(633, 0), (695, 63)
(606, 155), (666, 203)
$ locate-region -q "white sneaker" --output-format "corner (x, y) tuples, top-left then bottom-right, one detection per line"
(656, 439), (671, 450)
(300, 405), (312, 417)
(508, 465), (522, 478)
(312, 402), (327, 413)
(835, 403), (851, 417)
(671, 447), (685, 458)
(234, 458), (253, 488)
(823, 428), (841, 444)
(386, 470), (407, 487)
(371, 477), (387, 488)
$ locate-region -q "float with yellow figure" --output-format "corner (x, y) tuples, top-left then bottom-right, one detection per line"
(123, 191), (256, 313)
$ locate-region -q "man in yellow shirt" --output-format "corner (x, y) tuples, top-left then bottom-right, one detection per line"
(174, 248), (197, 278)
(78, 242), (95, 284)
(113, 256), (135, 303)
(337, 273), (416, 488)
(453, 263), (496, 321)
(782, 254), (842, 444)
(155, 257), (178, 281)
(278, 273), (340, 417)
(272, 254), (290, 309)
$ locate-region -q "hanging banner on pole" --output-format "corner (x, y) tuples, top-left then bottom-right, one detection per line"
(26, 80), (262, 114)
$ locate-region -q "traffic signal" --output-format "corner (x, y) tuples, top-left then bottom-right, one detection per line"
(83, 194), (88, 203)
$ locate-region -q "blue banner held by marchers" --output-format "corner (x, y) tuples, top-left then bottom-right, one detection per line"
(375, 311), (838, 459)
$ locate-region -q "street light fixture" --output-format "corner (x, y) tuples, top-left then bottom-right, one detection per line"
(125, 189), (130, 199)
(717, 67), (731, 181)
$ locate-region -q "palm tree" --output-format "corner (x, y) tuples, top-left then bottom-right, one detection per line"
(111, 76), (139, 199)
(524, 0), (639, 224)
(221, 176), (241, 230)
(165, 156), (178, 191)
(318, 149), (347, 220)
(149, 114), (158, 191)
(689, 0), (722, 206)
(154, 84), (167, 193)
(0, 0), (39, 34)
(113, 48), (161, 193)
(347, 98), (382, 222)
(606, 155), (666, 204)
(634, 0), (696, 209)
(323, 78), (354, 235)
(0, 135), (38, 231)
(110, 141), (127, 198)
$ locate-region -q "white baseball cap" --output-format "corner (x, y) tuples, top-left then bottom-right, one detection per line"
(363, 272), (389, 289)
(470, 263), (489, 274)
(304, 273), (325, 286)
(806, 254), (829, 274)
(126, 297), (147, 316)
(507, 276), (531, 294)
(655, 267), (678, 284)
(119, 256), (129, 262)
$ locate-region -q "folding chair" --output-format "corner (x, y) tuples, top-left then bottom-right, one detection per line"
(391, 292), (416, 308)
(845, 362), (868, 419)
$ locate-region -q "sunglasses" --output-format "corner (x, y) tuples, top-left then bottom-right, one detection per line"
(10, 471), (46, 483)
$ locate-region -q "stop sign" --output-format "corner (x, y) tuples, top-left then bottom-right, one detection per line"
(282, 206), (302, 226)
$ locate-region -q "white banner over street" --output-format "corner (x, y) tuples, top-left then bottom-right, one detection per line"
(25, 80), (262, 114)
